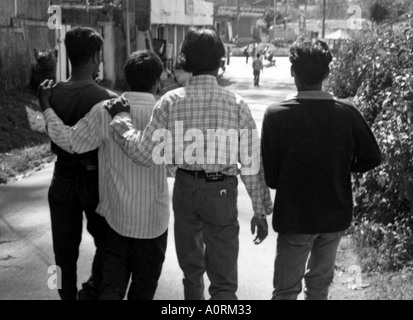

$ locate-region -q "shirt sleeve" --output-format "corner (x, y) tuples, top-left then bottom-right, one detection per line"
(348, 103), (382, 172)
(109, 98), (169, 167)
(238, 100), (273, 219)
(261, 107), (278, 189)
(43, 104), (103, 154)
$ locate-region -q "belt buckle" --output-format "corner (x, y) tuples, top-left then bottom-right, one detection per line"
(205, 172), (224, 182)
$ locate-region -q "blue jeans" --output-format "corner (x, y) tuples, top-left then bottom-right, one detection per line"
(272, 232), (344, 300)
(173, 169), (239, 300)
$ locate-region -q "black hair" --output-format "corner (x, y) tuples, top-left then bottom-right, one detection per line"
(178, 27), (225, 74)
(289, 38), (333, 85)
(65, 27), (103, 68)
(257, 53), (261, 58)
(124, 50), (164, 92)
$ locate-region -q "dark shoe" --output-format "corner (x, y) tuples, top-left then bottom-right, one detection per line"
(78, 282), (99, 300)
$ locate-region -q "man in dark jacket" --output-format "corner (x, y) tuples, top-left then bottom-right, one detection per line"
(261, 37), (382, 300)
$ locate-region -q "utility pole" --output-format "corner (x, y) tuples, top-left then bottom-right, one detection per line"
(236, 0), (240, 41)
(273, 0), (276, 28)
(124, 0), (131, 59)
(322, 0), (326, 38)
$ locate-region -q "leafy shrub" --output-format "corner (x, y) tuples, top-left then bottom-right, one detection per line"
(325, 23), (413, 271)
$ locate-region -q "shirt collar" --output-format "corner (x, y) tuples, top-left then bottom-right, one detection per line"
(285, 91), (335, 101)
(122, 92), (156, 103)
(188, 74), (218, 86)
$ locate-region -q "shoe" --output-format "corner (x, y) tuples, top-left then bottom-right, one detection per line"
(78, 282), (99, 300)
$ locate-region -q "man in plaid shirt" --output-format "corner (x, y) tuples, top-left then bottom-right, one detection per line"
(106, 28), (273, 300)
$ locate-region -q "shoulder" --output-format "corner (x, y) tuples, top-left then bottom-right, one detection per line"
(265, 101), (295, 115)
(90, 83), (119, 99)
(334, 98), (363, 117)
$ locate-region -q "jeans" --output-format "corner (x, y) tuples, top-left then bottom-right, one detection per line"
(99, 226), (168, 300)
(173, 169), (239, 300)
(48, 164), (107, 300)
(272, 232), (344, 300)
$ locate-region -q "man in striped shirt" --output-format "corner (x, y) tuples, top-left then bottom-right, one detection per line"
(38, 51), (169, 300)
(106, 28), (273, 300)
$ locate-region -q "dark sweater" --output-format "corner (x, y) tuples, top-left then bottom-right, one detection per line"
(261, 95), (381, 234)
(50, 80), (117, 166)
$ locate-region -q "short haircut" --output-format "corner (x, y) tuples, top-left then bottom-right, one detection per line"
(257, 53), (261, 58)
(178, 27), (225, 73)
(289, 38), (333, 85)
(65, 27), (103, 68)
(124, 50), (164, 92)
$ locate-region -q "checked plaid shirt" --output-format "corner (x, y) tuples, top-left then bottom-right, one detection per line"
(110, 75), (273, 218)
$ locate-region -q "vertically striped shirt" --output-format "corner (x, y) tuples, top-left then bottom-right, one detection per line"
(110, 75), (273, 219)
(43, 92), (170, 239)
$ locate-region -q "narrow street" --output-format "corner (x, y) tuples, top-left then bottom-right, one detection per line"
(0, 56), (296, 300)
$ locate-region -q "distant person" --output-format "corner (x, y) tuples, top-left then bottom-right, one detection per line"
(251, 43), (257, 60)
(38, 51), (170, 300)
(105, 27), (272, 300)
(226, 45), (231, 65)
(261, 38), (382, 300)
(37, 26), (118, 300)
(244, 45), (250, 64)
(252, 53), (264, 87)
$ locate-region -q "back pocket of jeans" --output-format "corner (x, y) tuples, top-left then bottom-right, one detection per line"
(197, 185), (238, 226)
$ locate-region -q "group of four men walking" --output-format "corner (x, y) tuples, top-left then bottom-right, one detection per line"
(38, 26), (381, 300)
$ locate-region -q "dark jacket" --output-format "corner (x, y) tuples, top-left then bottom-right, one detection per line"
(261, 93), (381, 234)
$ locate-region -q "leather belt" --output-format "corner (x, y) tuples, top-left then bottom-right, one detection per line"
(178, 169), (226, 182)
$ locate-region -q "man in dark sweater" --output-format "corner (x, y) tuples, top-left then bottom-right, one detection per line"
(261, 38), (381, 300)
(44, 27), (117, 300)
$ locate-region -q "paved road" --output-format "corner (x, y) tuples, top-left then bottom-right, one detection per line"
(0, 56), (295, 300)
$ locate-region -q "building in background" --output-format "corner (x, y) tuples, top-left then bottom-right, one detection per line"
(150, 0), (214, 73)
(212, 0), (266, 44)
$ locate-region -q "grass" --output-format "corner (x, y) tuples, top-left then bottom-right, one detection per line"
(329, 236), (413, 300)
(0, 89), (54, 184)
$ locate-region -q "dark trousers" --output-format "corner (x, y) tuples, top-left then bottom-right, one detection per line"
(48, 164), (107, 300)
(99, 227), (168, 300)
(173, 169), (239, 300)
(253, 70), (261, 86)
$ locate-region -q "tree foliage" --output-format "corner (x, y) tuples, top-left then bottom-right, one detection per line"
(325, 22), (413, 271)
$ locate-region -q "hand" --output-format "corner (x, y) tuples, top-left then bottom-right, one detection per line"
(251, 217), (268, 245)
(37, 79), (55, 112)
(105, 96), (130, 119)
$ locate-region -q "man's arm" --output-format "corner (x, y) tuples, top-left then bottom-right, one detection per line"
(238, 101), (273, 244)
(261, 108), (277, 189)
(349, 103), (382, 172)
(44, 105), (103, 154)
(107, 97), (169, 167)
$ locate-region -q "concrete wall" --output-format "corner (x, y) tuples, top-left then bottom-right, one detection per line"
(16, 0), (50, 21)
(0, 28), (31, 89)
(0, 0), (15, 26)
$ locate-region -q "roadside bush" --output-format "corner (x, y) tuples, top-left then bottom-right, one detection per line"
(325, 24), (413, 272)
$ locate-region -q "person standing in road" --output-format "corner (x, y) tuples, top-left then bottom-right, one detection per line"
(261, 38), (382, 300)
(252, 53), (264, 87)
(38, 51), (170, 300)
(39, 26), (118, 300)
(105, 27), (273, 300)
